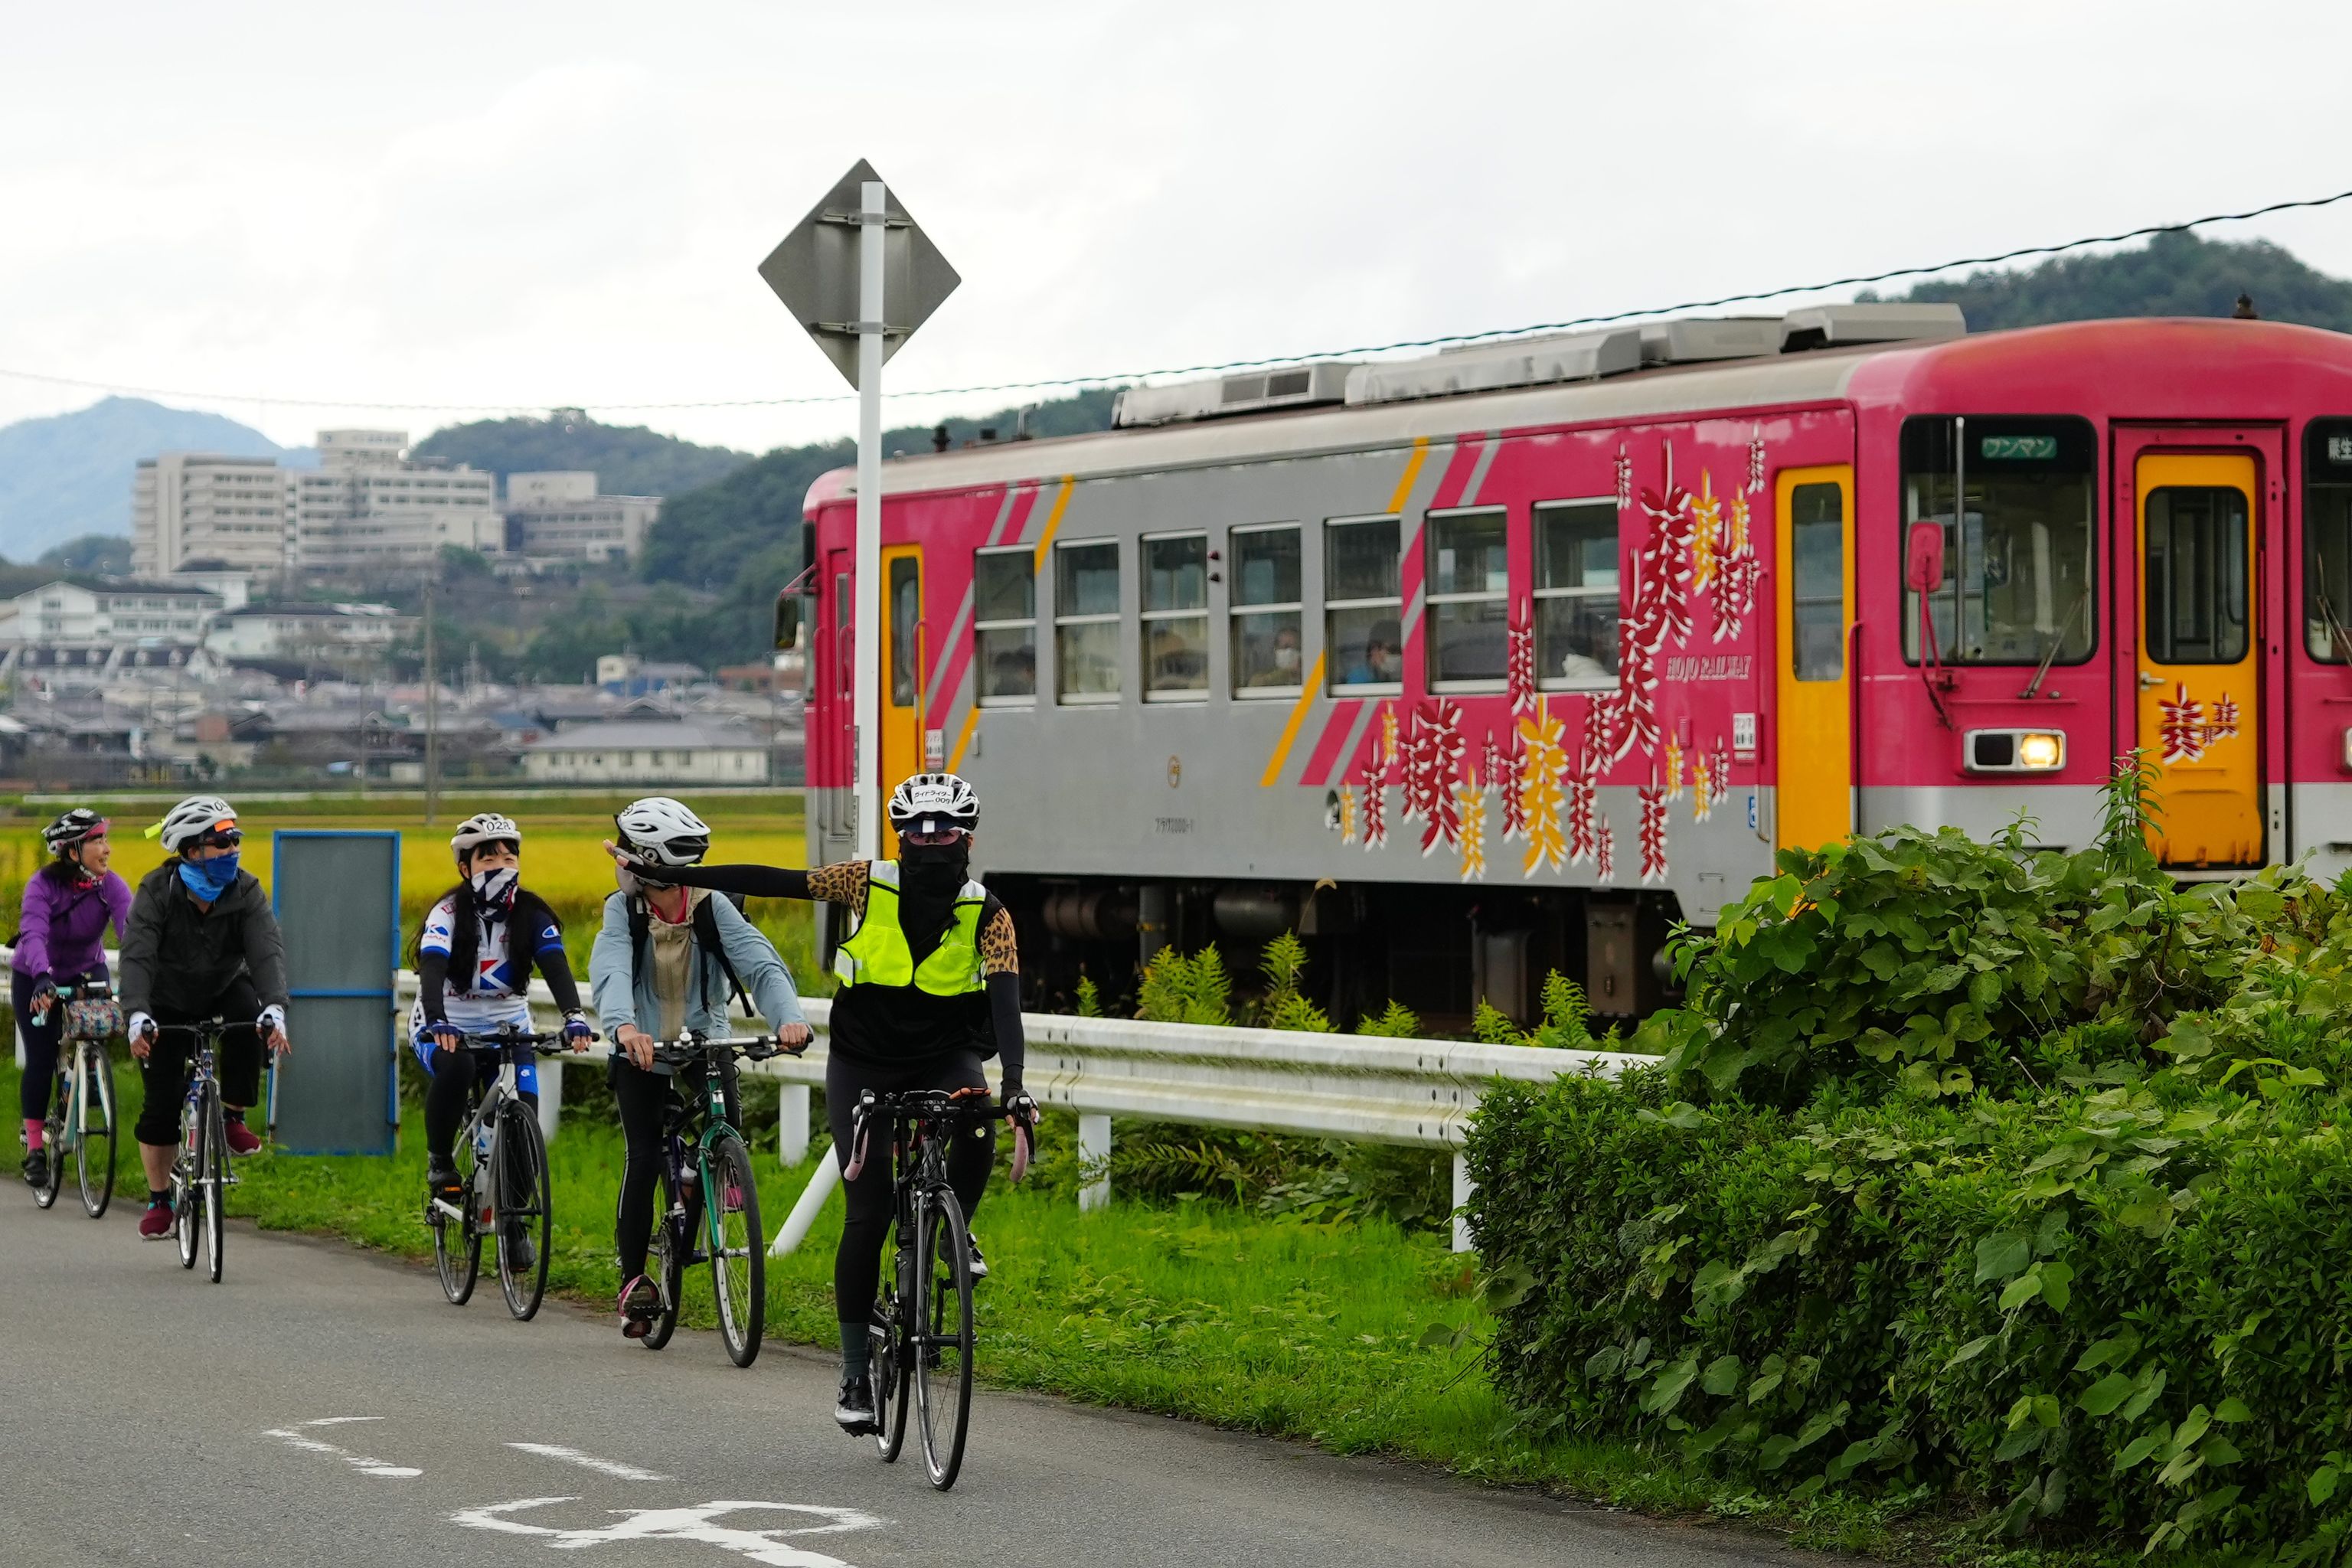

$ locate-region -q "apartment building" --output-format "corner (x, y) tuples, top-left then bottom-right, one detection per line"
(292, 430), (505, 570)
(131, 453), (292, 575)
(0, 580), (225, 641)
(503, 470), (659, 563)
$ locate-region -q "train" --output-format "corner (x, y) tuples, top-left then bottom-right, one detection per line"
(785, 303), (2352, 1027)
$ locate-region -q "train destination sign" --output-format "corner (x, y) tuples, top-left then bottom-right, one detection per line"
(1980, 433), (2058, 461)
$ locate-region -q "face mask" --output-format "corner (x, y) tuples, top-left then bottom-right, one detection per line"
(470, 867), (519, 911)
(178, 852), (239, 902)
(900, 838), (969, 879)
(1274, 645), (1302, 672)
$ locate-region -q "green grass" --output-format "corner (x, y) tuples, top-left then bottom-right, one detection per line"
(3, 1050), (2062, 1563)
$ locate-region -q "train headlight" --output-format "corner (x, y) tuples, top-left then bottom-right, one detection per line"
(1965, 729), (2066, 773)
(2017, 732), (2064, 770)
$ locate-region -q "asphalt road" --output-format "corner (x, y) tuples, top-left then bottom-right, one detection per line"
(0, 1189), (1843, 1568)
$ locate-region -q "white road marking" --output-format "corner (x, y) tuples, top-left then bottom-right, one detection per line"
(449, 1498), (884, 1565)
(263, 1422), (421, 1478)
(506, 1443), (670, 1481)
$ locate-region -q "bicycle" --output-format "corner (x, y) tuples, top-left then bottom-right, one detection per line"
(844, 1087), (1035, 1491)
(634, 1033), (773, 1367)
(151, 1019), (257, 1285)
(425, 1027), (579, 1321)
(28, 975), (122, 1218)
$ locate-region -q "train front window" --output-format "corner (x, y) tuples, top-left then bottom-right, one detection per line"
(2305, 420), (2352, 661)
(972, 548), (1035, 704)
(1326, 514), (1402, 691)
(888, 556), (920, 706)
(1142, 533), (1209, 700)
(1900, 415), (2096, 665)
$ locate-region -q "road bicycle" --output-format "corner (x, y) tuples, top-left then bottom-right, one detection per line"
(635, 1033), (773, 1367)
(426, 1027), (579, 1321)
(28, 975), (122, 1218)
(845, 1087), (1035, 1491)
(152, 1019), (257, 1285)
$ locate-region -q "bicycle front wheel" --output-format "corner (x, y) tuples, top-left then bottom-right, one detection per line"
(704, 1132), (764, 1367)
(203, 1090), (227, 1283)
(494, 1102), (551, 1321)
(431, 1125), (483, 1305)
(639, 1163), (683, 1352)
(174, 1111), (201, 1271)
(33, 1073), (66, 1210)
(76, 1046), (115, 1219)
(913, 1185), (976, 1491)
(871, 1293), (908, 1463)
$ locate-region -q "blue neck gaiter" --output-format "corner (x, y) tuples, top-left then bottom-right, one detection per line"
(178, 852), (239, 902)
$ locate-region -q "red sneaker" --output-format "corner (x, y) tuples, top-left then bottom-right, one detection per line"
(138, 1200), (174, 1239)
(222, 1119), (263, 1157)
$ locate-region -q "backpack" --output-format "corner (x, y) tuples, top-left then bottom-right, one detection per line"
(625, 891), (750, 1017)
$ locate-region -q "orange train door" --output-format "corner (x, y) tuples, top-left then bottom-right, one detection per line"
(1774, 465), (1856, 850)
(879, 545), (925, 857)
(2134, 452), (2261, 867)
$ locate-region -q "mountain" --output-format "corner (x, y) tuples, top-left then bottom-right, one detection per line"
(1863, 230), (2352, 333)
(0, 396), (312, 560)
(410, 412), (751, 498)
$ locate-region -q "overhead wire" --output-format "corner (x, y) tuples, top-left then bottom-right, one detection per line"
(4, 185), (2350, 417)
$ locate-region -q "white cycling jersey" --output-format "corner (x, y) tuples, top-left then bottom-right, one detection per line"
(420, 892), (563, 1034)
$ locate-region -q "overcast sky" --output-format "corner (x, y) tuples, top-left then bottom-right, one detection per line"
(7, 0), (2352, 455)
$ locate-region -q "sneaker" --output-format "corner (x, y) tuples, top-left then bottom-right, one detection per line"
(503, 1220), (536, 1273)
(138, 1199), (174, 1239)
(222, 1117), (263, 1157)
(426, 1156), (462, 1200)
(21, 1148), (47, 1188)
(966, 1233), (988, 1281)
(617, 1274), (661, 1339)
(835, 1371), (877, 1434)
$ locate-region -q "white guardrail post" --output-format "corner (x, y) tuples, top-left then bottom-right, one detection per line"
(1078, 1113), (1112, 1213)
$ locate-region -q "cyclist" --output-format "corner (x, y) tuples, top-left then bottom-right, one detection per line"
(606, 771), (1035, 1435)
(588, 796), (809, 1339)
(14, 808), (132, 1188)
(412, 812), (594, 1269)
(120, 795), (289, 1240)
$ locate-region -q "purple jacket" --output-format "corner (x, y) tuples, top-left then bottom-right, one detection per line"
(13, 867), (132, 981)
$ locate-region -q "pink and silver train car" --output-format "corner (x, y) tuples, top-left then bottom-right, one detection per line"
(796, 305), (2352, 1024)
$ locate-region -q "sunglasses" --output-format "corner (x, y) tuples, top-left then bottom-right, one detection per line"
(901, 826), (969, 847)
(194, 828), (243, 851)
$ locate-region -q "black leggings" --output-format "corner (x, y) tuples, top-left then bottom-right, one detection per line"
(12, 969), (63, 1122)
(133, 977), (263, 1148)
(828, 1050), (995, 1326)
(422, 1047), (539, 1160)
(609, 1055), (740, 1282)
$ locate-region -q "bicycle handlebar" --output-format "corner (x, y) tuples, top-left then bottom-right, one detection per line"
(149, 1019), (262, 1043)
(441, 1027), (593, 1056)
(644, 1034), (776, 1071)
(843, 1088), (1037, 1184)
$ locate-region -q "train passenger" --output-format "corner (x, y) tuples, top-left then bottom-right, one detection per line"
(410, 812), (594, 1268)
(13, 808), (131, 1189)
(119, 795), (289, 1240)
(1338, 619), (1402, 685)
(603, 771), (1037, 1436)
(590, 795), (809, 1340)
(1245, 624), (1304, 687)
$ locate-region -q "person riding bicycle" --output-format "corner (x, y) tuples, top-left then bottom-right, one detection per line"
(14, 808), (132, 1190)
(412, 812), (593, 1269)
(588, 796), (809, 1340)
(605, 770), (1035, 1435)
(119, 795), (289, 1240)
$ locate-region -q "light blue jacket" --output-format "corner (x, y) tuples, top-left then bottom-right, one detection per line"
(589, 890), (804, 1040)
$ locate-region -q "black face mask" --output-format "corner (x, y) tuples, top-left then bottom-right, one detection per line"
(897, 840), (969, 960)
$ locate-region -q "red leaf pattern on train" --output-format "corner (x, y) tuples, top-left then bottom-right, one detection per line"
(1638, 778), (1668, 884)
(1416, 701), (1465, 855)
(2159, 684), (2240, 763)
(1507, 610), (1536, 714)
(1595, 814), (1615, 883)
(1566, 772), (1597, 867)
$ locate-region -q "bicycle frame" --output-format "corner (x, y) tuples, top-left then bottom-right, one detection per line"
(648, 1035), (761, 1269)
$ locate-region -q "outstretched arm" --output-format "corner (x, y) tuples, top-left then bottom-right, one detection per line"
(980, 903), (1024, 1096)
(652, 863), (812, 900)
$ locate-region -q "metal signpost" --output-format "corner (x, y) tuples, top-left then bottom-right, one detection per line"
(760, 158), (958, 858)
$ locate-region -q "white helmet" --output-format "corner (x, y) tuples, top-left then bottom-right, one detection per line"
(449, 812), (522, 861)
(152, 795), (238, 854)
(887, 773), (978, 835)
(614, 797), (710, 868)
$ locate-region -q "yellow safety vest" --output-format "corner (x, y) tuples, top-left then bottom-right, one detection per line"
(833, 860), (988, 994)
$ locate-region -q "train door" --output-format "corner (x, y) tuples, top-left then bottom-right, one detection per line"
(879, 544), (925, 856)
(1774, 465), (1856, 849)
(2131, 450), (2262, 866)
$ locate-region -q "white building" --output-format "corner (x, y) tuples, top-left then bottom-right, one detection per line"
(0, 580), (225, 642)
(132, 453), (292, 575)
(504, 471), (659, 563)
(203, 601), (410, 661)
(292, 430), (504, 570)
(521, 718), (769, 784)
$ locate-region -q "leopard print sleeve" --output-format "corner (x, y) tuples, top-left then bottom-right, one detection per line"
(978, 903), (1020, 977)
(806, 861), (869, 920)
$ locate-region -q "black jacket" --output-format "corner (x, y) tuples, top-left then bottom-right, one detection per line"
(119, 861), (289, 1019)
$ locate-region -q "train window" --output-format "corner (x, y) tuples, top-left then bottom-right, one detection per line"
(2304, 420), (2352, 661)
(1054, 540), (1122, 704)
(1533, 500), (1620, 688)
(1426, 508), (1509, 689)
(888, 556), (920, 706)
(1142, 533), (1210, 700)
(1900, 415), (2096, 665)
(1325, 516), (1403, 691)
(1790, 483), (1845, 681)
(1230, 524), (1303, 696)
(2145, 487), (2249, 664)
(972, 548), (1036, 704)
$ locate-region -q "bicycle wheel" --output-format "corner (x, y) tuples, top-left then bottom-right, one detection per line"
(871, 1289), (909, 1463)
(702, 1132), (764, 1367)
(76, 1045), (115, 1219)
(494, 1102), (551, 1321)
(174, 1109), (201, 1271)
(32, 1072), (66, 1210)
(203, 1089), (227, 1284)
(639, 1162), (684, 1351)
(913, 1185), (976, 1490)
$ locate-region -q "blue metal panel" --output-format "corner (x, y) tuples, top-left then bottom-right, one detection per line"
(270, 830), (400, 1155)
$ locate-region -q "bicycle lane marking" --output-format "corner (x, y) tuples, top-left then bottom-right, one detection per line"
(261, 1416), (422, 1478)
(448, 1498), (886, 1566)
(505, 1442), (670, 1481)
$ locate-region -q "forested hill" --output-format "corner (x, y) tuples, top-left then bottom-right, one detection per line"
(1865, 230), (2352, 332)
(411, 412), (751, 497)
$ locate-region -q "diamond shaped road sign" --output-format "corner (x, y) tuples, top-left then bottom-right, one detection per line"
(758, 158), (960, 390)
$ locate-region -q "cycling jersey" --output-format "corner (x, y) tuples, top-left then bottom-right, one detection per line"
(419, 890), (567, 1033)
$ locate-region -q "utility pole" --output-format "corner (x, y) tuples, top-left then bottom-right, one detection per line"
(423, 568), (439, 826)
